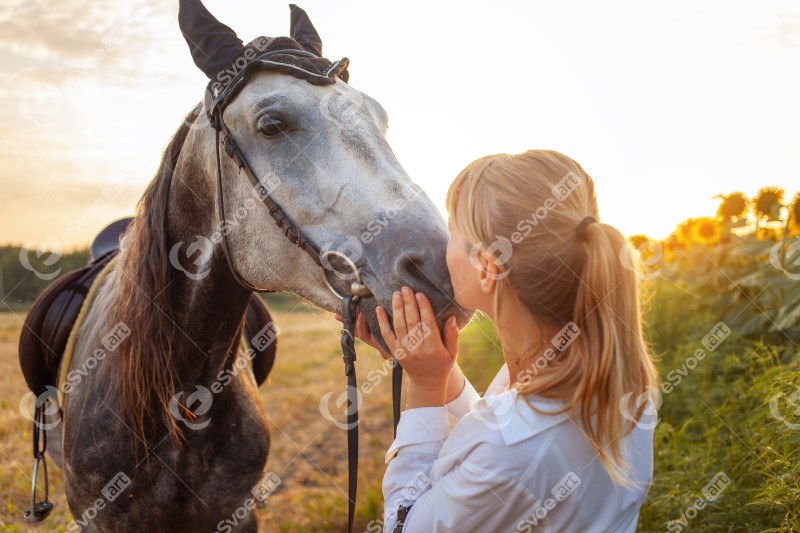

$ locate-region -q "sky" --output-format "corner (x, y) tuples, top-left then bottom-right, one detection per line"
(1, 0), (799, 250)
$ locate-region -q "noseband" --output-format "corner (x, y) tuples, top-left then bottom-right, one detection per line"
(207, 49), (402, 533)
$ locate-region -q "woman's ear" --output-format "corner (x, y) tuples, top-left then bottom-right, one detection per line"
(478, 252), (499, 295)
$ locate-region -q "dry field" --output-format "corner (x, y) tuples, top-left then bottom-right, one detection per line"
(0, 307), (502, 533)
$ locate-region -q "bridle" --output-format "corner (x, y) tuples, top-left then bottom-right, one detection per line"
(207, 49), (403, 533)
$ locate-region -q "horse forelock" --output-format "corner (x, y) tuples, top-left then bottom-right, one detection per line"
(105, 103), (202, 448)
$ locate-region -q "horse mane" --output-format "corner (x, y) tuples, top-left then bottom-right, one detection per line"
(106, 104), (201, 447)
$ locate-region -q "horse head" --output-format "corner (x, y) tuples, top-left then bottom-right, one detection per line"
(176, 0), (472, 348)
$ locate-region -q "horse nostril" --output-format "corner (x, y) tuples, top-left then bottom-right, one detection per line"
(396, 254), (426, 284)
(394, 253), (448, 302)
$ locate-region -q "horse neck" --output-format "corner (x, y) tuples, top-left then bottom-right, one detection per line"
(160, 135), (254, 383)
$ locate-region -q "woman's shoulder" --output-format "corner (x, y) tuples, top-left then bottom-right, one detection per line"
(436, 389), (655, 531)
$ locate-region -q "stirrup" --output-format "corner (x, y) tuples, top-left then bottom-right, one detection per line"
(24, 404), (53, 523)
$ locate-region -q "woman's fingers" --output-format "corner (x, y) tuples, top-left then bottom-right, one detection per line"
(391, 291), (408, 342)
(401, 286), (421, 327)
(442, 316), (459, 359)
(415, 292), (439, 336)
(354, 312), (369, 339)
(376, 306), (397, 354)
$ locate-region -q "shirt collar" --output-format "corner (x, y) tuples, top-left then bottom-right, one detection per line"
(478, 390), (572, 446)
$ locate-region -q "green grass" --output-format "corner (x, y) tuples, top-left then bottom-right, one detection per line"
(635, 273), (800, 532)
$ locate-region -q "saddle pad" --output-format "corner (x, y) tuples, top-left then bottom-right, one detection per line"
(19, 251), (117, 396)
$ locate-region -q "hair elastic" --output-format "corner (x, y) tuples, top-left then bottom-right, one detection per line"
(576, 216), (597, 241)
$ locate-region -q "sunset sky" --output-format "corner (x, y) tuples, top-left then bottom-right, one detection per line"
(1, 0), (799, 249)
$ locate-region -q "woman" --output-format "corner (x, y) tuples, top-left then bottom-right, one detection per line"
(352, 150), (659, 532)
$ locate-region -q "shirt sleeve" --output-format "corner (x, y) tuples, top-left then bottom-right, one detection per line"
(444, 363), (510, 428)
(382, 436), (537, 533)
(444, 376), (480, 427)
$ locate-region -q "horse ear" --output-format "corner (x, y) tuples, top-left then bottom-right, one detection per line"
(179, 0), (245, 79)
(289, 4), (323, 57)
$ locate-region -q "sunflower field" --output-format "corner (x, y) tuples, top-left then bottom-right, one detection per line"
(633, 187), (800, 531)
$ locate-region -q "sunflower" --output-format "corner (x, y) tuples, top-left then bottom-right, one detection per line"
(691, 217), (722, 246)
(660, 238), (677, 263)
(754, 186), (785, 221)
(628, 235), (649, 249)
(675, 218), (696, 246)
(715, 192), (748, 221)
(756, 227), (781, 241)
(789, 192), (800, 237)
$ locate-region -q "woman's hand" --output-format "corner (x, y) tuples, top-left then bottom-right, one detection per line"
(334, 289), (464, 406)
(376, 286), (459, 407)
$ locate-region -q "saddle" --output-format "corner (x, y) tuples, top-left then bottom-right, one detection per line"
(18, 217), (277, 397)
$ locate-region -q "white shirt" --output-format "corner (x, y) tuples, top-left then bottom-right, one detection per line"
(382, 364), (655, 532)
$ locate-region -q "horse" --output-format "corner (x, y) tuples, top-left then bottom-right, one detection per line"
(40, 3), (469, 531)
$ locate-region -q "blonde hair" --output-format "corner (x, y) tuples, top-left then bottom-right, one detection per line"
(446, 150), (659, 485)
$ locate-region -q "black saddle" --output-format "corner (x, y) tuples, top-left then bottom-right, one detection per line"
(19, 217), (277, 397)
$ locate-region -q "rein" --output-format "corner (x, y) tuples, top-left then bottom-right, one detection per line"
(208, 49), (402, 532)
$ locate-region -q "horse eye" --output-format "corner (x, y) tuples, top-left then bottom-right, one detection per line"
(260, 119), (288, 137)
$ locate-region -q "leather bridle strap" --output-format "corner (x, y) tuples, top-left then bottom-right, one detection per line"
(340, 296), (359, 533)
(392, 363), (403, 438)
